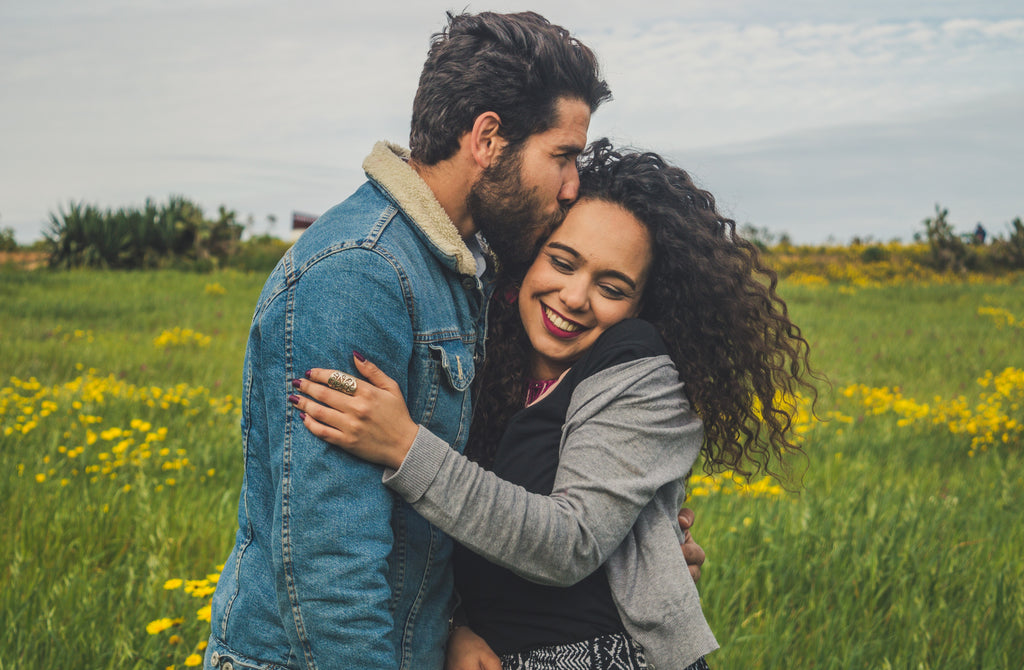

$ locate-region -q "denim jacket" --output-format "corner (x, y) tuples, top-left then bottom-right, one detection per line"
(206, 142), (491, 670)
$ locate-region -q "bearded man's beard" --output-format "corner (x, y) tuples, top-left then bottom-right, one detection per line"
(467, 145), (569, 278)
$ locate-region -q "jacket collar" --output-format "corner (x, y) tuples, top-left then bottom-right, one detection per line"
(363, 141), (478, 276)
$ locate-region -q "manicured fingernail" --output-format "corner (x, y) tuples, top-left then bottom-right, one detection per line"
(304, 369), (312, 378)
(291, 379), (301, 388)
(288, 394), (299, 404)
(299, 412), (306, 420)
(353, 351), (366, 362)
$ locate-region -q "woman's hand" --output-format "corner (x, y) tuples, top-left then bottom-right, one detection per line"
(290, 354), (419, 471)
(445, 626), (502, 670)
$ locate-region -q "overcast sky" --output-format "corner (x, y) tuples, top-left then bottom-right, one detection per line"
(2, 1), (1022, 244)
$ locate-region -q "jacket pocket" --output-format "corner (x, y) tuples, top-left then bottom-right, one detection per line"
(428, 339), (475, 391)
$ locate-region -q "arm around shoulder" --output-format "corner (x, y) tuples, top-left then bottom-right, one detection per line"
(383, 356), (700, 586)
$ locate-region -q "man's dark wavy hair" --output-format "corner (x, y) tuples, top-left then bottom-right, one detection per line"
(466, 139), (819, 482)
(409, 11), (611, 165)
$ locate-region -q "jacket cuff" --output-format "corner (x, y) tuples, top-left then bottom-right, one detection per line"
(381, 425), (449, 503)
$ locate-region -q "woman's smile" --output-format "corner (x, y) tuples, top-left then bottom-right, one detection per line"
(540, 302), (587, 337)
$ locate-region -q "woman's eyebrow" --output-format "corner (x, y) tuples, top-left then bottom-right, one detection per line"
(600, 269), (638, 290)
(547, 241), (639, 289)
(546, 241), (580, 258)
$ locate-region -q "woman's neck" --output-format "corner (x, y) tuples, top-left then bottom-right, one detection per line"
(529, 354), (568, 382)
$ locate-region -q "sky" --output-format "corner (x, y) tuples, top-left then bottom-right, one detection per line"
(2, 1), (1022, 245)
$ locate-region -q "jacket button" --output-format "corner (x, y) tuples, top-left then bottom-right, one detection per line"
(209, 651), (220, 666)
(462, 277), (475, 289)
(222, 662), (233, 670)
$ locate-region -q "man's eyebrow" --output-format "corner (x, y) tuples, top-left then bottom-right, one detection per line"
(555, 144), (584, 155)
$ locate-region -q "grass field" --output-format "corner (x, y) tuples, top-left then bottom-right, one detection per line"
(1, 267), (1022, 669)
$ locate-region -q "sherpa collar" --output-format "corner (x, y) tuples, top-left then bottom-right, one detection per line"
(362, 141), (477, 276)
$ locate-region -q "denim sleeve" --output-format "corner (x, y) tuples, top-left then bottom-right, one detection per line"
(383, 356), (702, 586)
(278, 248), (412, 668)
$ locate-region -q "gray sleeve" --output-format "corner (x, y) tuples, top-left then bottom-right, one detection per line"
(381, 355), (702, 586)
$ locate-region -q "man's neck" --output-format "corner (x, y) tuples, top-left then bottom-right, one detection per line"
(409, 158), (476, 241)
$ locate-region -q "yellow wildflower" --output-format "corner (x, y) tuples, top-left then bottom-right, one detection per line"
(146, 617), (182, 635)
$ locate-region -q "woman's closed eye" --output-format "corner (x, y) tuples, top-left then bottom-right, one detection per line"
(548, 253), (575, 273)
(599, 283), (630, 300)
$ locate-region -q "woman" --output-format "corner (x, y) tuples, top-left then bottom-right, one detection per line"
(290, 140), (816, 669)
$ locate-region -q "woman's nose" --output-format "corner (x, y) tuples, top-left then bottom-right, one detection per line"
(559, 280), (588, 312)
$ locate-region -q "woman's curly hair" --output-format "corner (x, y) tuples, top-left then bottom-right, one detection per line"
(466, 139), (819, 482)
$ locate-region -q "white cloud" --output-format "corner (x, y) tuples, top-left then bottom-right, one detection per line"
(1, 2), (1022, 243)
(589, 17), (1024, 153)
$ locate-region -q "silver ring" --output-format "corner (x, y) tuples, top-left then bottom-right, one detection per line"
(326, 371), (358, 396)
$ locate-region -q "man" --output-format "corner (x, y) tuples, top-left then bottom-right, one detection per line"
(206, 11), (701, 670)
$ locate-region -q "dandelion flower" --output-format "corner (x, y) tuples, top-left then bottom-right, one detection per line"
(146, 618), (176, 635)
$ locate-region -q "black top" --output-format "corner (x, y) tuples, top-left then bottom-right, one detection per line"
(454, 319), (668, 654)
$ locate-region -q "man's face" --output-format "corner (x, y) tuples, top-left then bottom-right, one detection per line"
(468, 97), (591, 274)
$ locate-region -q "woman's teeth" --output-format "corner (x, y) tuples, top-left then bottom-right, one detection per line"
(545, 306), (582, 332)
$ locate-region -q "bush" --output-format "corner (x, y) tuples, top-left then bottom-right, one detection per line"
(44, 197), (244, 270)
(860, 245), (889, 263)
(919, 204), (969, 272)
(0, 227), (18, 252)
(225, 235), (291, 273)
(988, 217), (1024, 270)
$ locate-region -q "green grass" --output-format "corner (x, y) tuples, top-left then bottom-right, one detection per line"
(697, 279), (1024, 668)
(1, 268), (1022, 668)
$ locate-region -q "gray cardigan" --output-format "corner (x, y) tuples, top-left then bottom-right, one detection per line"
(382, 355), (719, 669)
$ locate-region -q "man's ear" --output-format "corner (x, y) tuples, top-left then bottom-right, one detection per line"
(468, 111), (505, 169)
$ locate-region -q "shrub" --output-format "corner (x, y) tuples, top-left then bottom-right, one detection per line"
(988, 217), (1024, 270)
(919, 204), (969, 272)
(45, 197), (244, 270)
(225, 235), (291, 273)
(0, 227), (18, 252)
(859, 245), (889, 263)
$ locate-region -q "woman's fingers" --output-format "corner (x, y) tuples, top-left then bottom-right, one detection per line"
(294, 360), (417, 470)
(298, 370), (375, 422)
(289, 389), (352, 446)
(352, 353), (402, 395)
(304, 368), (363, 398)
(297, 407), (349, 447)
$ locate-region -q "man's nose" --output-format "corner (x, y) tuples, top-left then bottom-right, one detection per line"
(557, 169), (580, 206)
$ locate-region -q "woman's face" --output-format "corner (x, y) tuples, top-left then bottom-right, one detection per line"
(518, 198), (653, 380)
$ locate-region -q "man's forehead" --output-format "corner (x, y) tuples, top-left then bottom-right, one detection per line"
(539, 98), (591, 147)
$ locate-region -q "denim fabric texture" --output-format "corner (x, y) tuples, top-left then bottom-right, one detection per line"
(206, 142), (491, 670)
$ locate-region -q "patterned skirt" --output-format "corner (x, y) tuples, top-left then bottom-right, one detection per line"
(498, 631), (709, 670)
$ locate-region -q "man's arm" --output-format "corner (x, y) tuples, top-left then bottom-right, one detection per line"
(277, 251), (413, 668)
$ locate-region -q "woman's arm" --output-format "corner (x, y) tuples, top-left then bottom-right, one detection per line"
(293, 354), (702, 587)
